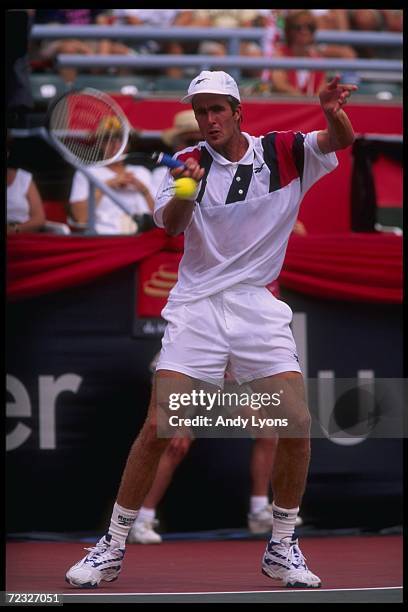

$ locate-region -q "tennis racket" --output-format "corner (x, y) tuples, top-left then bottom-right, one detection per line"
(45, 87), (185, 171)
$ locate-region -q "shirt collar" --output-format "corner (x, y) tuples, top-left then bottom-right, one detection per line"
(204, 132), (254, 166)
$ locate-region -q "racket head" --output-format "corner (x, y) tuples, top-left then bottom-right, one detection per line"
(46, 88), (130, 167)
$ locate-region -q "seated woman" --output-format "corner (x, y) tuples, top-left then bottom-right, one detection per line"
(69, 124), (154, 235)
(7, 166), (46, 234)
(268, 10), (356, 96)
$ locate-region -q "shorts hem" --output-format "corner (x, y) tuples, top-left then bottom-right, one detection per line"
(155, 361), (224, 388)
(234, 363), (302, 385)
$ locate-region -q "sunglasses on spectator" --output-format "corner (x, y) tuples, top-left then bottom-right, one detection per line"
(291, 23), (316, 33)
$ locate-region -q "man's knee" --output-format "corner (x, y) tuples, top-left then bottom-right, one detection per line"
(294, 410), (312, 433)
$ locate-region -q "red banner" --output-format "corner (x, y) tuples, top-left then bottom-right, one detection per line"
(137, 251), (182, 317)
(7, 231), (402, 307)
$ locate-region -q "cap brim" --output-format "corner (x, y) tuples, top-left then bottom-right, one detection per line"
(181, 88), (240, 103)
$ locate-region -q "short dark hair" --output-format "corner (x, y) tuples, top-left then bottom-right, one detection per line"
(226, 96), (241, 113)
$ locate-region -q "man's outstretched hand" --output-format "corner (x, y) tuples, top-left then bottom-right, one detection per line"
(319, 75), (358, 115)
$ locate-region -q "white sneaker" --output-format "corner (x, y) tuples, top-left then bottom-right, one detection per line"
(127, 518), (162, 544)
(248, 504), (303, 534)
(65, 534), (125, 588)
(262, 536), (321, 588)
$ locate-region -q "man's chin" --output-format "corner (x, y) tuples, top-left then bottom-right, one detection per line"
(207, 134), (224, 146)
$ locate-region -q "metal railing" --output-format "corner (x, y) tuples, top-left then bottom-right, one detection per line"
(31, 25), (403, 82)
(30, 25), (403, 48)
(56, 53), (402, 74)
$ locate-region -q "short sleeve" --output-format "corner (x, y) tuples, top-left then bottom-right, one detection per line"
(301, 131), (338, 197)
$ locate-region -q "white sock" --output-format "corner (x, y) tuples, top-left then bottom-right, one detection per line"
(108, 502), (138, 547)
(271, 503), (299, 542)
(250, 496), (269, 514)
(136, 506), (156, 522)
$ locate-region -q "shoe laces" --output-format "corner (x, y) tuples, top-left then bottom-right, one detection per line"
(83, 539), (121, 562)
(285, 540), (307, 569)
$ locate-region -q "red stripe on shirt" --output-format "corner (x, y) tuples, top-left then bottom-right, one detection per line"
(275, 132), (299, 188)
(176, 147), (202, 165)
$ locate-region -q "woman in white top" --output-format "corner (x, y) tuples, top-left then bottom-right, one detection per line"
(7, 167), (46, 234)
(69, 135), (155, 235)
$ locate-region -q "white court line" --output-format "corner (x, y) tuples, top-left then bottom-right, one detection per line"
(63, 586), (402, 596)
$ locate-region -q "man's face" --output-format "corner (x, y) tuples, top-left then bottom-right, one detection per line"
(192, 93), (241, 149)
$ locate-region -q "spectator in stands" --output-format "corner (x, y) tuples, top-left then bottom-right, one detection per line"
(381, 9), (403, 33)
(193, 10), (267, 78)
(309, 10), (350, 31)
(348, 9), (402, 59)
(69, 120), (154, 234)
(7, 164), (46, 235)
(32, 9), (134, 83)
(106, 9), (193, 78)
(267, 10), (356, 96)
(6, 130), (45, 234)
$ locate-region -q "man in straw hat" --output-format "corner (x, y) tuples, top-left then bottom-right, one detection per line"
(151, 110), (203, 196)
(66, 70), (357, 588)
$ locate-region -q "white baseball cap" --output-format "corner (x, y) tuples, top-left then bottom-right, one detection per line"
(181, 70), (241, 103)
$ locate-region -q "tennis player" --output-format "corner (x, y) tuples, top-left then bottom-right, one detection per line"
(66, 70), (357, 588)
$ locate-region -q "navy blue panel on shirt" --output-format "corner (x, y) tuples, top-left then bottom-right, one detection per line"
(261, 132), (281, 193)
(225, 164), (253, 204)
(292, 132), (305, 184)
(196, 148), (213, 204)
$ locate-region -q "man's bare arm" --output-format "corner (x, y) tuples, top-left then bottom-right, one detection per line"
(162, 157), (204, 236)
(317, 76), (358, 154)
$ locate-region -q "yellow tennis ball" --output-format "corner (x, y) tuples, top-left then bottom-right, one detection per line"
(174, 177), (198, 199)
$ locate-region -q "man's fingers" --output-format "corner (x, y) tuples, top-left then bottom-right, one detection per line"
(340, 84), (358, 92)
(327, 75), (340, 89)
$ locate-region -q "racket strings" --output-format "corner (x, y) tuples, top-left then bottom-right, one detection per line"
(49, 91), (127, 166)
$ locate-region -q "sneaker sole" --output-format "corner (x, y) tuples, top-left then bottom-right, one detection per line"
(261, 568), (321, 588)
(65, 574), (119, 588)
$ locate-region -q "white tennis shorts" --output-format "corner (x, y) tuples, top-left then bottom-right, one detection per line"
(156, 285), (301, 387)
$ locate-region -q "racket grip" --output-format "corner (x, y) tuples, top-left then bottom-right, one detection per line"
(152, 151), (185, 169)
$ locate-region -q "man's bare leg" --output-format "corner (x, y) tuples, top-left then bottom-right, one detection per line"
(116, 370), (193, 509)
(141, 437), (192, 509)
(252, 372), (320, 587)
(247, 436), (278, 533)
(250, 436), (278, 497)
(65, 369), (193, 587)
(250, 372), (311, 531)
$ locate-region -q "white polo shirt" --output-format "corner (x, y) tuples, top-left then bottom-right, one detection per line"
(154, 130), (338, 304)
